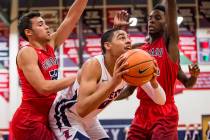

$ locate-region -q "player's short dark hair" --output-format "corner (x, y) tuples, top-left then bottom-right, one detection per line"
(153, 4), (165, 13)
(18, 11), (41, 41)
(101, 28), (121, 54)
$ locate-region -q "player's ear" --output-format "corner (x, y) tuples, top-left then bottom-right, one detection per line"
(24, 29), (33, 38)
(104, 42), (111, 51)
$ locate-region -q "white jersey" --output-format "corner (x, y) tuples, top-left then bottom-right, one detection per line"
(49, 55), (126, 140)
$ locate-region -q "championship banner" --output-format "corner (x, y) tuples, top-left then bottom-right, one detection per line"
(62, 36), (101, 68)
(175, 72), (210, 94)
(0, 42), (9, 69)
(63, 38), (79, 68)
(199, 0), (210, 27)
(84, 36), (101, 57)
(178, 6), (196, 34)
(82, 9), (103, 35)
(0, 70), (9, 101)
(62, 34), (146, 70)
(63, 69), (78, 78)
(178, 35), (197, 64)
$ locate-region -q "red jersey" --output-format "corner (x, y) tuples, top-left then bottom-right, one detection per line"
(132, 37), (179, 130)
(137, 37), (179, 105)
(11, 45), (58, 140)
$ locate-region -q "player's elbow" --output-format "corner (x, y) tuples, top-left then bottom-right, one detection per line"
(37, 84), (53, 96)
(76, 104), (89, 118)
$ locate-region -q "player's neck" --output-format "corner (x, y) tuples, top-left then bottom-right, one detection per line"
(149, 32), (163, 43)
(29, 40), (48, 51)
(103, 54), (116, 77)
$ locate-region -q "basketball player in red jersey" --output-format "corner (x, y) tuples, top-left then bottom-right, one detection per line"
(113, 1), (200, 139)
(11, 0), (88, 140)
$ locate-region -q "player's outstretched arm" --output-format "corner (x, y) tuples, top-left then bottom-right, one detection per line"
(177, 64), (200, 88)
(51, 0), (88, 48)
(17, 47), (76, 95)
(162, 0), (179, 63)
(113, 10), (130, 30)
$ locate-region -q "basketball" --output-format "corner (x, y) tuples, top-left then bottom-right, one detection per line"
(122, 49), (155, 86)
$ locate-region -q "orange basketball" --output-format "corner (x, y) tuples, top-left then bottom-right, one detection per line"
(122, 49), (155, 86)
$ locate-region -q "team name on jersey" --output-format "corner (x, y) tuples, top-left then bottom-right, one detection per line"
(98, 88), (123, 109)
(42, 57), (58, 69)
(148, 48), (163, 57)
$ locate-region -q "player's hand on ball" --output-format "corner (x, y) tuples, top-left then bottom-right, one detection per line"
(150, 60), (159, 88)
(112, 55), (129, 86)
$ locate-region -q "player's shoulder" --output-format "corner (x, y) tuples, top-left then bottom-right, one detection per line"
(17, 46), (38, 62)
(80, 57), (102, 78)
(18, 46), (36, 55)
(82, 57), (101, 70)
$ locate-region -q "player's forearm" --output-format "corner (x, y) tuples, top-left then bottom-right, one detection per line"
(65, 0), (88, 20)
(166, 0), (178, 39)
(38, 75), (76, 95)
(115, 85), (136, 100)
(182, 76), (197, 88)
(141, 82), (166, 105)
(76, 80), (118, 117)
(53, 0), (88, 46)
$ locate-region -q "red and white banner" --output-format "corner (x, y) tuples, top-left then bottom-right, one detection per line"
(178, 35), (197, 63)
(63, 69), (78, 78)
(0, 70), (9, 101)
(175, 72), (210, 94)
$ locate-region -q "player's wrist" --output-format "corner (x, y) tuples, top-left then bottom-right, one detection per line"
(190, 73), (198, 78)
(150, 78), (158, 89)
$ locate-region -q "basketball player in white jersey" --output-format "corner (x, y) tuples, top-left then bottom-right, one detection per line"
(49, 28), (166, 140)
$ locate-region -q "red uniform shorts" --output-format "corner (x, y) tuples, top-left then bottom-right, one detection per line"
(128, 103), (179, 140)
(11, 108), (54, 140)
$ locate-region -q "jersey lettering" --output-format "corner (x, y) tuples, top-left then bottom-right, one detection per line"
(49, 69), (58, 80)
(42, 57), (58, 69)
(148, 48), (163, 57)
(98, 88), (123, 109)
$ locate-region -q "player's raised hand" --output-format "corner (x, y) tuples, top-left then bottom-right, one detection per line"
(113, 10), (131, 29)
(188, 63), (200, 78)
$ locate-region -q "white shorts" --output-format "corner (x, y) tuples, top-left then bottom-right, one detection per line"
(49, 95), (109, 140)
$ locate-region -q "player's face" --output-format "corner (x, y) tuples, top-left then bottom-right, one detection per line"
(30, 17), (51, 42)
(110, 30), (131, 58)
(148, 10), (165, 35)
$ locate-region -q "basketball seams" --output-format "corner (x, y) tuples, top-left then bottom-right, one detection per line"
(122, 49), (155, 86)
(125, 59), (154, 70)
(123, 50), (140, 63)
